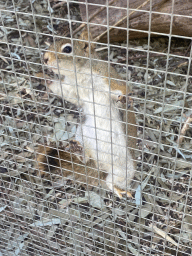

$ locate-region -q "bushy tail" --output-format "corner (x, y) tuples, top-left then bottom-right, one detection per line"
(36, 145), (71, 177)
(36, 144), (107, 187)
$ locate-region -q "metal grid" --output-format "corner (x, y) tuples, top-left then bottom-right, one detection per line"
(0, 0), (192, 255)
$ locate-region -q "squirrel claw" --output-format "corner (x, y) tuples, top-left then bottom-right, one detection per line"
(34, 72), (52, 86)
(114, 187), (133, 199)
(118, 95), (133, 108)
(118, 95), (126, 103)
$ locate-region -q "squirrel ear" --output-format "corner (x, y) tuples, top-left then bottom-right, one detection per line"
(79, 29), (95, 53)
(79, 29), (92, 41)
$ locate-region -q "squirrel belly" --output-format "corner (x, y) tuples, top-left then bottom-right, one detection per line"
(48, 69), (136, 192)
(74, 90), (135, 189)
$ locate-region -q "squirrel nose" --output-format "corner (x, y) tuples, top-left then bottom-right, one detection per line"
(43, 52), (49, 64)
(44, 56), (49, 64)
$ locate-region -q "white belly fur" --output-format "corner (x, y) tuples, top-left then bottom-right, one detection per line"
(49, 70), (135, 190)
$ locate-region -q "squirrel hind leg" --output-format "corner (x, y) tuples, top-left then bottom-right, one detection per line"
(105, 173), (133, 199)
(36, 145), (60, 177)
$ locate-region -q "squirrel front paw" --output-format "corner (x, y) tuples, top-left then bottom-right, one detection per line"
(35, 72), (53, 86)
(118, 93), (133, 109)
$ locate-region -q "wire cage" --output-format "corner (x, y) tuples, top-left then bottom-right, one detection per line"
(0, 0), (192, 255)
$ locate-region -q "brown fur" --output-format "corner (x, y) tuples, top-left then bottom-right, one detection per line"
(121, 103), (137, 164)
(36, 145), (107, 188)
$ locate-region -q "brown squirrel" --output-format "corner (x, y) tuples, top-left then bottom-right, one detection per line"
(37, 31), (137, 198)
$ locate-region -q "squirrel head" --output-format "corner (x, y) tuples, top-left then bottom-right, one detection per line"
(44, 30), (95, 75)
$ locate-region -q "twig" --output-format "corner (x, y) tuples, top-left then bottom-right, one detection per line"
(0, 55), (9, 64)
(72, 0), (119, 36)
(95, 46), (109, 52)
(94, 0), (150, 42)
(117, 53), (166, 63)
(177, 114), (192, 144)
(185, 41), (192, 56)
(52, 0), (74, 8)
(0, 93), (7, 100)
(52, 2), (66, 9)
(171, 60), (188, 72)
(26, 146), (35, 153)
(149, 224), (179, 247)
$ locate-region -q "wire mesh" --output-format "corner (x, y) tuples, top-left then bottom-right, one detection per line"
(0, 0), (192, 255)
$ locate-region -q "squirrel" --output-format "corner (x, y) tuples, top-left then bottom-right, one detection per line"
(37, 30), (137, 198)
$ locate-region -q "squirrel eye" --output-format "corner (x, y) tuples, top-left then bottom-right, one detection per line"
(61, 44), (72, 54)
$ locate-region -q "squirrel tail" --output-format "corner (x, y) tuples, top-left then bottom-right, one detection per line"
(36, 145), (61, 177)
(36, 145), (107, 187)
